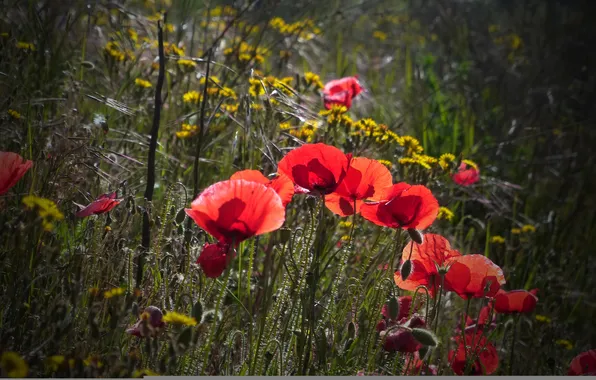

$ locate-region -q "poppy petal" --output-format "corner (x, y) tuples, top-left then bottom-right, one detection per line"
(230, 169), (269, 184)
(185, 179), (285, 244)
(269, 172), (295, 207)
(334, 157), (393, 201)
(0, 151), (33, 196)
(445, 254), (506, 299)
(494, 289), (538, 314)
(324, 193), (359, 216)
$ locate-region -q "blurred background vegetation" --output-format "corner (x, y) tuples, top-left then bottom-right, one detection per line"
(1, 0), (595, 376)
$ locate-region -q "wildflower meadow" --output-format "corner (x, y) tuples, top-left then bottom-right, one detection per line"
(1, 0), (596, 377)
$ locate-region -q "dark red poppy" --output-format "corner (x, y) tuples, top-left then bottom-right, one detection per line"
(0, 151), (33, 196)
(394, 234), (462, 297)
(568, 350), (596, 376)
(196, 242), (233, 278)
(360, 183), (439, 230)
(403, 351), (438, 376)
(464, 302), (496, 332)
(185, 179), (285, 245)
(494, 288), (538, 314)
(230, 169), (295, 207)
(324, 157), (393, 216)
(453, 162), (480, 186)
(322, 76), (363, 110)
(444, 254), (506, 299)
(382, 315), (427, 353)
(381, 296), (417, 322)
(277, 143), (350, 196)
(126, 306), (165, 337)
(449, 331), (499, 375)
(76, 191), (121, 218)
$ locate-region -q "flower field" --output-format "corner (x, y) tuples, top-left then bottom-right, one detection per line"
(1, 0), (596, 377)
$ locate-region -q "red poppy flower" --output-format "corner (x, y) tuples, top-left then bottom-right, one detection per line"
(445, 255), (505, 299)
(360, 183), (439, 230)
(453, 162), (480, 186)
(444, 254), (505, 299)
(0, 151), (33, 196)
(324, 157), (393, 216)
(494, 288), (538, 314)
(568, 350), (596, 376)
(277, 143), (350, 195)
(75, 191), (121, 218)
(394, 234), (462, 297)
(382, 315), (427, 353)
(449, 331), (499, 375)
(322, 76), (363, 110)
(196, 242), (233, 278)
(126, 306), (165, 337)
(230, 170), (295, 207)
(464, 302), (496, 332)
(381, 296), (417, 322)
(185, 179), (285, 245)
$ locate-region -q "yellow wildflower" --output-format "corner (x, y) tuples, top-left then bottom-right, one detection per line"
(399, 157), (431, 170)
(304, 72), (324, 89)
(339, 221), (353, 228)
(16, 41), (35, 51)
(83, 355), (103, 368)
(377, 160), (393, 168)
(164, 23), (175, 33)
(135, 78), (152, 88)
(414, 154), (438, 166)
(22, 195), (64, 231)
(319, 104), (348, 116)
(1, 352), (28, 378)
(177, 59), (197, 69)
(183, 91), (202, 104)
(437, 207), (455, 221)
(132, 369), (160, 377)
(222, 103), (239, 113)
(488, 24), (499, 33)
(555, 339), (573, 350)
(373, 30), (387, 41)
(250, 103), (263, 111)
(279, 122), (292, 130)
(45, 355), (65, 372)
(521, 224), (536, 233)
(462, 159), (479, 170)
(511, 228), (521, 235)
(219, 87), (237, 99)
(104, 225), (112, 232)
(490, 235), (506, 244)
(535, 314), (552, 324)
(7, 109), (21, 119)
(397, 135), (424, 156)
(104, 287), (125, 299)
(249, 78), (265, 97)
(162, 311), (197, 326)
(88, 287), (100, 297)
(127, 28), (138, 44)
(439, 153), (456, 170)
(199, 76), (220, 85)
(509, 34), (522, 50)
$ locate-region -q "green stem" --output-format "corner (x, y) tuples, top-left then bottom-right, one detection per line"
(433, 273), (445, 333)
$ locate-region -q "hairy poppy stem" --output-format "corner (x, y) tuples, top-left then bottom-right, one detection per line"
(432, 273), (445, 333)
(509, 315), (519, 375)
(138, 19), (166, 288)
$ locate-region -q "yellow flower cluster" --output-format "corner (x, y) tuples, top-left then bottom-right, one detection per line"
(289, 120), (318, 143)
(176, 123), (199, 139)
(377, 159), (393, 168)
(555, 339), (573, 350)
(8, 109), (21, 119)
(264, 76), (294, 96)
(22, 196), (64, 231)
(373, 31), (387, 41)
(269, 17), (321, 40)
(206, 5), (237, 17)
(320, 105), (353, 127)
(177, 59), (197, 70)
(45, 355), (66, 373)
(437, 206), (454, 221)
(304, 72), (324, 89)
(462, 159), (479, 170)
(224, 41), (268, 64)
(104, 287), (125, 299)
(397, 135), (424, 156)
(219, 87), (237, 99)
(1, 352), (28, 378)
(104, 41), (134, 62)
(248, 78), (266, 97)
(521, 224), (536, 233)
(135, 78), (152, 88)
(162, 311), (197, 326)
(439, 153), (456, 170)
(352, 119), (400, 144)
(222, 103), (239, 113)
(183, 91), (203, 104)
(16, 41), (35, 51)
(535, 314), (552, 324)
(490, 235), (506, 244)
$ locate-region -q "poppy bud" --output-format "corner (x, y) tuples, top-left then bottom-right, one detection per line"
(175, 208), (186, 225)
(388, 297), (400, 320)
(192, 300), (203, 322)
(408, 228), (424, 244)
(279, 227), (292, 243)
(411, 328), (439, 347)
(400, 260), (413, 281)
